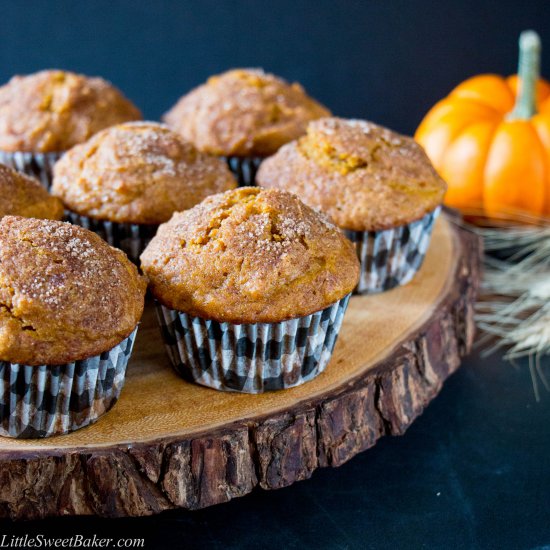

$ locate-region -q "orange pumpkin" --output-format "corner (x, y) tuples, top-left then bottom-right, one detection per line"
(415, 31), (550, 218)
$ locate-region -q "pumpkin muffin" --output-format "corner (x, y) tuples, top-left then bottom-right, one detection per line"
(163, 68), (330, 185)
(0, 163), (64, 220)
(52, 121), (237, 262)
(257, 117), (447, 293)
(141, 187), (359, 393)
(0, 216), (146, 438)
(0, 69), (141, 189)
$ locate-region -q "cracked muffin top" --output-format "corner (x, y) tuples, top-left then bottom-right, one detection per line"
(0, 70), (141, 153)
(140, 187), (359, 323)
(163, 68), (330, 157)
(257, 117), (447, 231)
(0, 164), (64, 221)
(0, 216), (146, 365)
(52, 122), (237, 225)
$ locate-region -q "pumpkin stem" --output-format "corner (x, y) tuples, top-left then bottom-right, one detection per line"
(507, 30), (541, 120)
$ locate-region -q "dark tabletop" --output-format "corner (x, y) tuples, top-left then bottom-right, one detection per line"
(1, 349), (548, 549)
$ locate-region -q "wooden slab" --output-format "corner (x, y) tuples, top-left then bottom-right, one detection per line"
(0, 215), (482, 519)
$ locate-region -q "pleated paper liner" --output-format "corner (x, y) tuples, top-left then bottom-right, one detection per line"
(0, 150), (63, 190)
(65, 211), (158, 264)
(222, 156), (263, 187)
(0, 328), (137, 439)
(345, 207), (440, 294)
(156, 295), (351, 393)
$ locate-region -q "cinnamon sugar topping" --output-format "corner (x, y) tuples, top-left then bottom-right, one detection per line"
(140, 187), (359, 324)
(0, 216), (146, 365)
(257, 117), (447, 231)
(52, 122), (237, 225)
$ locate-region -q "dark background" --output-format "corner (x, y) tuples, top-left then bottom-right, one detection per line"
(0, 1), (549, 548)
(1, 0), (550, 135)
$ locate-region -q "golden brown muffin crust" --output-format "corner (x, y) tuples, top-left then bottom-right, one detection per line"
(0, 70), (142, 153)
(52, 122), (237, 225)
(257, 117), (447, 231)
(0, 164), (64, 220)
(0, 216), (146, 365)
(141, 187), (359, 323)
(163, 69), (330, 157)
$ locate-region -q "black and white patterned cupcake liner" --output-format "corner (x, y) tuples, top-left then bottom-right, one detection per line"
(156, 295), (351, 393)
(0, 150), (63, 190)
(65, 211), (158, 264)
(222, 156), (263, 187)
(0, 328), (137, 439)
(345, 207), (441, 294)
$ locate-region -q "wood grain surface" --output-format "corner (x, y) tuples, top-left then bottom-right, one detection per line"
(0, 215), (482, 519)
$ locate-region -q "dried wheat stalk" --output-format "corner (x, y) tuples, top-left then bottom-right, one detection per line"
(468, 223), (550, 399)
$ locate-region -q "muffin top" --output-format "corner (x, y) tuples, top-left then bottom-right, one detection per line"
(0, 164), (64, 221)
(0, 216), (146, 365)
(163, 68), (330, 157)
(52, 122), (237, 225)
(0, 70), (142, 153)
(257, 117), (447, 231)
(141, 187), (359, 324)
